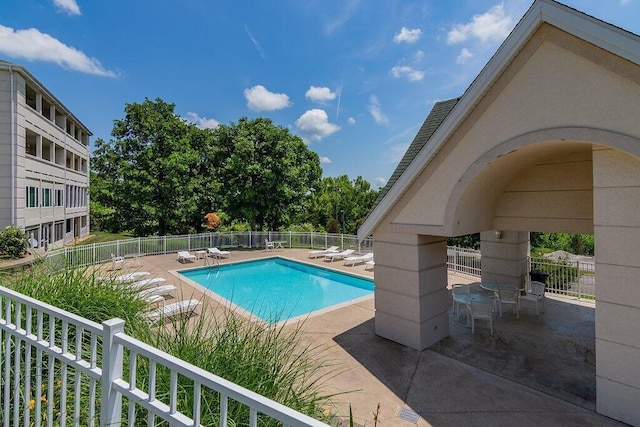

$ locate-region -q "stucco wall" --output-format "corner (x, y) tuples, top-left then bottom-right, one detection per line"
(388, 27), (640, 236)
(593, 147), (640, 425)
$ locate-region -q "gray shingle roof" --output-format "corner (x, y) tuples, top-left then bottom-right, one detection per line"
(368, 97), (460, 215)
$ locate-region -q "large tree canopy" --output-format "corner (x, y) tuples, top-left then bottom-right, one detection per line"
(214, 117), (322, 230)
(91, 98), (217, 236)
(91, 100), (324, 235)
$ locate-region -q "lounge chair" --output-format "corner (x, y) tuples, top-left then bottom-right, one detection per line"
(324, 249), (355, 262)
(97, 271), (150, 284)
(177, 251), (197, 263)
(364, 260), (375, 271)
(208, 247), (231, 259)
(144, 299), (200, 325)
(139, 284), (177, 300)
(343, 252), (374, 266)
(308, 246), (339, 258)
(129, 277), (167, 291)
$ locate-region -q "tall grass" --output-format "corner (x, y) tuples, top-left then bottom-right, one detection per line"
(0, 264), (338, 425)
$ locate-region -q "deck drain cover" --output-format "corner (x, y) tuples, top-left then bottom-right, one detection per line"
(397, 407), (420, 423)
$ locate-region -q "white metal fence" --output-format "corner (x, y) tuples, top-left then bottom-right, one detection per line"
(46, 231), (374, 270)
(447, 247), (596, 299)
(0, 285), (328, 426)
(45, 233), (595, 299)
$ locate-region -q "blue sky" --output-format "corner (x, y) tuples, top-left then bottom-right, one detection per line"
(1, 0), (639, 188)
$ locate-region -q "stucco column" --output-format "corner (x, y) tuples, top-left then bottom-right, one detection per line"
(480, 230), (530, 287)
(373, 231), (449, 350)
(593, 148), (640, 426)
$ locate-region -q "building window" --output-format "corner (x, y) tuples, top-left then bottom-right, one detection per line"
(42, 188), (51, 207)
(55, 189), (63, 207)
(54, 222), (63, 241)
(26, 186), (38, 208)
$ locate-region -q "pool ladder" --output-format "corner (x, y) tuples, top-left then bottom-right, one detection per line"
(204, 254), (220, 269)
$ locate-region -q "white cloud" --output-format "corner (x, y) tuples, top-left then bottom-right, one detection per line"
(375, 177), (388, 187)
(243, 85), (291, 111)
(414, 50), (424, 61)
(186, 112), (220, 129)
(305, 86), (336, 103)
(393, 27), (422, 44)
(368, 95), (389, 125)
(347, 117), (356, 125)
(456, 47), (474, 64)
(295, 109), (340, 141)
(53, 0), (80, 15)
(319, 156), (332, 164)
(0, 25), (117, 77)
(447, 4), (514, 44)
(390, 65), (425, 82)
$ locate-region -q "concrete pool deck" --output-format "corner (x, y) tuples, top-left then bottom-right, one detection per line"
(105, 248), (623, 426)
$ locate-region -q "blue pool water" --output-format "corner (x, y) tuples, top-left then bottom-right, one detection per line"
(178, 258), (374, 323)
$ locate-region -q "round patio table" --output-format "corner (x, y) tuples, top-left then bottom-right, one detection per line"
(480, 282), (523, 292)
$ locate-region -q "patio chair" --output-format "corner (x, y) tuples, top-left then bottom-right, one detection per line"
(144, 299), (200, 325)
(451, 284), (471, 319)
(208, 247), (231, 259)
(469, 301), (494, 335)
(520, 281), (546, 315)
(265, 240), (275, 251)
(343, 252), (374, 266)
(497, 289), (520, 318)
(324, 249), (355, 262)
(308, 246), (339, 258)
(177, 250), (197, 263)
(111, 253), (124, 270)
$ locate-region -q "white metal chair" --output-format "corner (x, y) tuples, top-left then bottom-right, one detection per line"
(497, 289), (520, 318)
(451, 284), (471, 319)
(111, 253), (124, 270)
(521, 281), (546, 315)
(469, 301), (494, 335)
(265, 240), (275, 251)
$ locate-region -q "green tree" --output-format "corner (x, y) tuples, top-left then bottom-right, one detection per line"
(213, 117), (322, 230)
(303, 175), (379, 234)
(91, 98), (218, 236)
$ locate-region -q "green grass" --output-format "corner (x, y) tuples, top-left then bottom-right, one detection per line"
(1, 264), (337, 425)
(79, 230), (134, 245)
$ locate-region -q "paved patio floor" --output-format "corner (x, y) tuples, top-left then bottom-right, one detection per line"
(96, 248), (623, 426)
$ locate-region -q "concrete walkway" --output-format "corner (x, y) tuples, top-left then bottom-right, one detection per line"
(83, 249), (625, 426)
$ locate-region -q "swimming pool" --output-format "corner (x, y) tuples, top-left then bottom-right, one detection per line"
(178, 257), (374, 323)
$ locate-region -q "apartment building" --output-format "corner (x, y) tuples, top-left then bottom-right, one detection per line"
(0, 60), (91, 249)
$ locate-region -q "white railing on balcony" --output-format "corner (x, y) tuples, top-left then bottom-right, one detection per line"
(0, 286), (329, 426)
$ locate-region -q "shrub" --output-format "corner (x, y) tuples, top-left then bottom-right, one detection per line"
(0, 225), (29, 259)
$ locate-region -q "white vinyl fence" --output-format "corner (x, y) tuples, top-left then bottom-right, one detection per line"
(0, 285), (328, 426)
